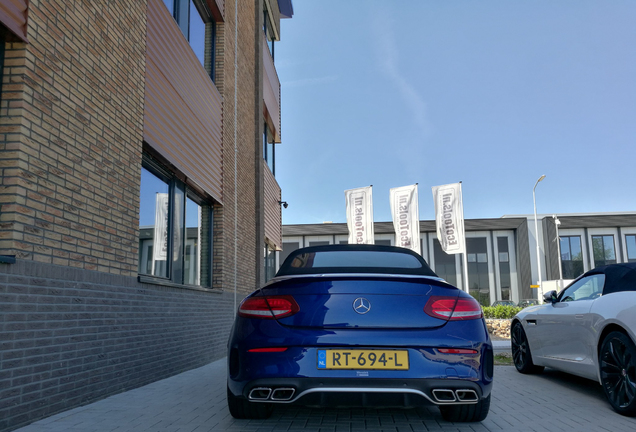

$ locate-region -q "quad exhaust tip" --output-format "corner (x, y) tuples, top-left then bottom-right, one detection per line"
(248, 387), (272, 400)
(432, 389), (478, 403)
(248, 387), (295, 401)
(455, 389), (478, 402)
(432, 389), (456, 402)
(271, 388), (295, 401)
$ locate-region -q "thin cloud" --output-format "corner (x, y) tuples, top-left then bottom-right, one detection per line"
(283, 75), (338, 88)
(378, 20), (432, 139)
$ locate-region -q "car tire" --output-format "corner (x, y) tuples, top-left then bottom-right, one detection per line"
(439, 394), (490, 422)
(600, 331), (636, 416)
(511, 321), (544, 374)
(226, 386), (274, 419)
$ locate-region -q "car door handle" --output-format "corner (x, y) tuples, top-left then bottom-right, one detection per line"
(575, 314), (584, 319)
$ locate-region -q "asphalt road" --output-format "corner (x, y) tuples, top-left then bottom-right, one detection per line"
(13, 357), (636, 432)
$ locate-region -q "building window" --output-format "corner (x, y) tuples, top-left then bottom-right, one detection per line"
(139, 159), (213, 287)
(626, 235), (636, 263)
(467, 237), (490, 306)
(592, 235), (616, 268)
(264, 243), (276, 282)
(263, 6), (275, 59)
(164, 0), (216, 81)
(497, 237), (511, 301)
(433, 239), (457, 287)
(560, 236), (584, 279)
(263, 123), (275, 174)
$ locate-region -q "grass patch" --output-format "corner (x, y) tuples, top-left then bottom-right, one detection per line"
(494, 353), (513, 366)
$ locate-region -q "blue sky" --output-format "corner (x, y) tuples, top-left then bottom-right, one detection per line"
(275, 0), (636, 225)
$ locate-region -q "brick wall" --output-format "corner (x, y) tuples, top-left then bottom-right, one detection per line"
(0, 1), (272, 430)
(220, 0), (263, 297)
(0, 0), (146, 276)
(0, 260), (235, 431)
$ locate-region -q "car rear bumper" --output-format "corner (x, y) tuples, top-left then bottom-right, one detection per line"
(228, 376), (492, 407)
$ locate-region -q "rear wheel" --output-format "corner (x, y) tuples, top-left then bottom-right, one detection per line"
(439, 394), (490, 422)
(600, 331), (636, 416)
(226, 386), (273, 419)
(511, 322), (544, 374)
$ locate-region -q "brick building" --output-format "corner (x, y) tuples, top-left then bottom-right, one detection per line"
(0, 0), (292, 430)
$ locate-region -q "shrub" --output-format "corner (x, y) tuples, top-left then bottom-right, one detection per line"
(482, 305), (523, 319)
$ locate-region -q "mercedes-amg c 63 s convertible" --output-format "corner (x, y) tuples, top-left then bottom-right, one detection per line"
(227, 245), (494, 422)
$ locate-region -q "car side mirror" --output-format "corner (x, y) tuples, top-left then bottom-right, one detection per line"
(543, 290), (557, 304)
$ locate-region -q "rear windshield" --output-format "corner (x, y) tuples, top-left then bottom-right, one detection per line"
(277, 245), (437, 277)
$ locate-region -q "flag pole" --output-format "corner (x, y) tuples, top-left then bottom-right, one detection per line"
(460, 182), (469, 294)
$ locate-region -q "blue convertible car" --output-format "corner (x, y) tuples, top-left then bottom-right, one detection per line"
(227, 245), (493, 422)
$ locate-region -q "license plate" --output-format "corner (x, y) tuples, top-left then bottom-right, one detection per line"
(317, 349), (409, 370)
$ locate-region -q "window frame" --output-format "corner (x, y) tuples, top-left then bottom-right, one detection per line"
(560, 235), (585, 279)
(139, 155), (215, 290)
(166, 0), (217, 82)
(263, 123), (275, 175)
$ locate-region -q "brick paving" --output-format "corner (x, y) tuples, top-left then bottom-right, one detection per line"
(13, 358), (636, 432)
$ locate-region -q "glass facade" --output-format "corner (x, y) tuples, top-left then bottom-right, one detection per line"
(592, 235), (616, 267)
(189, 0), (206, 67)
(264, 244), (276, 281)
(497, 237), (511, 301)
(626, 235), (636, 262)
(165, 0), (214, 73)
(560, 235), (584, 279)
(139, 168), (170, 278)
(467, 237), (490, 306)
(433, 239), (457, 286)
(184, 197), (201, 285)
(263, 124), (275, 174)
(139, 162), (212, 287)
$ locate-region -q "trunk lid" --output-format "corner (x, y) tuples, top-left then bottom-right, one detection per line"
(261, 276), (459, 329)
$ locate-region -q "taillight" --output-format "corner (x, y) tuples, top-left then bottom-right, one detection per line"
(437, 348), (478, 354)
(248, 347), (288, 353)
(238, 295), (299, 319)
(424, 296), (482, 321)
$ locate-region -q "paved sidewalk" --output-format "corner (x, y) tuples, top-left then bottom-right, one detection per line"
(14, 358), (636, 432)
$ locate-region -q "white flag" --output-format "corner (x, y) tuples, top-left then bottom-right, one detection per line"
(432, 183), (466, 254)
(390, 184), (421, 254)
(152, 193), (169, 262)
(345, 186), (374, 244)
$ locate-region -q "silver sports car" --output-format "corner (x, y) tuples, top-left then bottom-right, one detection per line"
(511, 263), (636, 416)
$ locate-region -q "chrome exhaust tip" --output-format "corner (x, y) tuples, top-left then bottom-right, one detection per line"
(271, 388), (295, 401)
(432, 389), (456, 402)
(248, 387), (272, 400)
(455, 389), (478, 402)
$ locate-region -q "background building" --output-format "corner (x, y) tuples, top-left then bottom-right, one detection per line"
(0, 0), (292, 430)
(281, 212), (636, 306)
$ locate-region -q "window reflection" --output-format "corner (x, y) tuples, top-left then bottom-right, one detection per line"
(592, 235), (616, 267)
(497, 237), (511, 301)
(139, 168), (170, 278)
(627, 235), (636, 263)
(184, 197), (201, 285)
(467, 237), (489, 306)
(560, 236), (584, 278)
(433, 239), (457, 286)
(189, 0), (206, 67)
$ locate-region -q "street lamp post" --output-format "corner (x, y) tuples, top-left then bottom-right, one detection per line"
(533, 175), (546, 302)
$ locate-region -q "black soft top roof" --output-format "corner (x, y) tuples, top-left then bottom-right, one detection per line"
(276, 244), (438, 277)
(584, 262), (636, 295)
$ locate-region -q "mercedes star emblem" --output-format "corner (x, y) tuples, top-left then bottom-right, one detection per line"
(353, 297), (371, 315)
